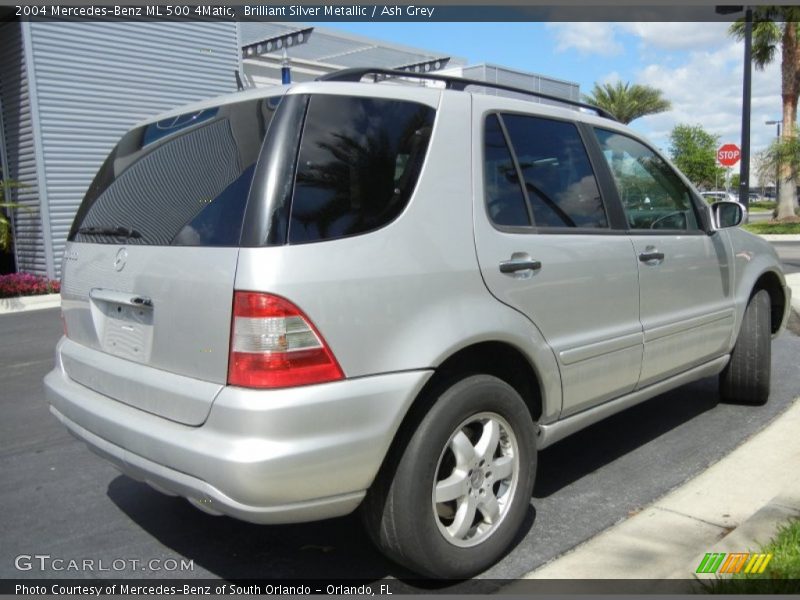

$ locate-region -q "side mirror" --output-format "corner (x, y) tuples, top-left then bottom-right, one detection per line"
(711, 201), (745, 229)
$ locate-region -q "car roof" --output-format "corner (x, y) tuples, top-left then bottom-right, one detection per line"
(136, 71), (614, 129)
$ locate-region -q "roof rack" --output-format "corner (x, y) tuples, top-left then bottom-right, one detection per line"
(317, 67), (617, 121)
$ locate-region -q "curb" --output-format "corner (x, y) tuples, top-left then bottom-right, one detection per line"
(759, 234), (800, 242)
(0, 293), (61, 315)
(786, 273), (800, 315)
(678, 480), (800, 590)
(518, 394), (800, 582)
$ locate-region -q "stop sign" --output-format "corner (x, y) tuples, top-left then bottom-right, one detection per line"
(717, 144), (741, 167)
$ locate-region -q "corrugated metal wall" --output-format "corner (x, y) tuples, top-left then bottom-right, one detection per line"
(25, 21), (239, 278)
(0, 22), (47, 275)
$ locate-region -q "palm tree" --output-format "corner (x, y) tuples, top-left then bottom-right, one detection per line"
(730, 9), (800, 219)
(582, 81), (672, 125)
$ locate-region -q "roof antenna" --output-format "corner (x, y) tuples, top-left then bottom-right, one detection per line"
(235, 70), (244, 91)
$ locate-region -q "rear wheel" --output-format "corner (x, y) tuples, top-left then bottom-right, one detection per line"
(362, 375), (537, 578)
(719, 289), (771, 405)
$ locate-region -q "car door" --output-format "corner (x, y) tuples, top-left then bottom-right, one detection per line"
(472, 99), (643, 418)
(592, 127), (735, 387)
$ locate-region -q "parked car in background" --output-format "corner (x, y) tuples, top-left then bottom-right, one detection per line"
(701, 190), (739, 204)
(45, 68), (791, 579)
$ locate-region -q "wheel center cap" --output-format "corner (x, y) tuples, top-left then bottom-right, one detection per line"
(470, 470), (484, 489)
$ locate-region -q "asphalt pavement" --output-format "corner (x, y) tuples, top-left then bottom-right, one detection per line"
(1, 300), (799, 587)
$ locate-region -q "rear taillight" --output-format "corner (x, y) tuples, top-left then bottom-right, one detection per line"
(227, 292), (344, 389)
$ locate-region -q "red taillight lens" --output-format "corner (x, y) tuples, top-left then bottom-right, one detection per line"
(227, 292), (344, 389)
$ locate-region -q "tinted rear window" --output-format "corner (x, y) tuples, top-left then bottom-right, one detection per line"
(288, 95), (436, 244)
(69, 97), (282, 246)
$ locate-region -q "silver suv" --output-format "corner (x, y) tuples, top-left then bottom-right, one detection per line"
(45, 68), (791, 578)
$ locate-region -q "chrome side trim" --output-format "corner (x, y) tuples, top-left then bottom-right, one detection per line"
(643, 308), (735, 342)
(559, 331), (643, 366)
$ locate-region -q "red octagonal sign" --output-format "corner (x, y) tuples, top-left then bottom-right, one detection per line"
(717, 143), (741, 167)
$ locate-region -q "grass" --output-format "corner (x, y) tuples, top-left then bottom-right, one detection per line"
(748, 201), (777, 212)
(703, 519), (800, 593)
(743, 220), (800, 235)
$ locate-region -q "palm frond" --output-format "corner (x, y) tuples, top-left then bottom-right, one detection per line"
(582, 81), (671, 124)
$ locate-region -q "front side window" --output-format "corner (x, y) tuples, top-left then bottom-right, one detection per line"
(595, 128), (700, 231)
(499, 114), (607, 229)
(288, 95), (436, 244)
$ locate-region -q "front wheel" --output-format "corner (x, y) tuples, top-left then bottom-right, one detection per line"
(719, 289), (772, 405)
(362, 375), (537, 578)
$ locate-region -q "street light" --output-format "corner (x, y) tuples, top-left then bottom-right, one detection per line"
(766, 119), (782, 202)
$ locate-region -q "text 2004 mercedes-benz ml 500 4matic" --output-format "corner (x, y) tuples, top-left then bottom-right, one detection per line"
(46, 68), (791, 579)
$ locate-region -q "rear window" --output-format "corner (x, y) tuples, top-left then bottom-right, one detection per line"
(69, 97), (282, 246)
(288, 95), (436, 244)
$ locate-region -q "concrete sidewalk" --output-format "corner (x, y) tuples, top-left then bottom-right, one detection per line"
(518, 395), (800, 584)
(517, 277), (800, 587)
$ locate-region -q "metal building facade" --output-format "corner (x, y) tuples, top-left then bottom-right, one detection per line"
(448, 64), (581, 107)
(1, 22), (581, 280)
(0, 21), (239, 278)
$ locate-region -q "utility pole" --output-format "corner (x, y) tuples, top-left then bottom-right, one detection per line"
(739, 6), (753, 211)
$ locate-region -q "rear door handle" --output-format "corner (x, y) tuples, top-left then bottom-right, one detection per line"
(499, 258), (542, 274)
(638, 251), (665, 263)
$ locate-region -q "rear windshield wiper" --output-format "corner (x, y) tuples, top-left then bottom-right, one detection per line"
(77, 225), (142, 239)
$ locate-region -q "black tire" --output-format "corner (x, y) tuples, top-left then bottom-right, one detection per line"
(361, 374), (537, 578)
(719, 289), (771, 405)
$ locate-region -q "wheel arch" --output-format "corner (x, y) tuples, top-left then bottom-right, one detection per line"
(366, 341), (545, 497)
(751, 269), (788, 334)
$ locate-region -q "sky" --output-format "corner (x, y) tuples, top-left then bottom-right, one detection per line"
(309, 21), (782, 183)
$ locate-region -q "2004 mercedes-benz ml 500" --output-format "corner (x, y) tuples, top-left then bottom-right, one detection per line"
(46, 68), (791, 578)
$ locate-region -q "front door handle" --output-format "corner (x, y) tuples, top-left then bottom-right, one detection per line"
(499, 258), (542, 274)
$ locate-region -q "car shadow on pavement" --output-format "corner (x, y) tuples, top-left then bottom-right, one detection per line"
(534, 376), (720, 498)
(105, 378), (725, 584)
(106, 475), (532, 590)
(107, 475), (402, 580)
(104, 383), (721, 584)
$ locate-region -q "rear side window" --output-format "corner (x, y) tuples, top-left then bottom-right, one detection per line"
(288, 95), (436, 244)
(484, 114), (530, 227)
(501, 114), (607, 229)
(69, 97), (282, 246)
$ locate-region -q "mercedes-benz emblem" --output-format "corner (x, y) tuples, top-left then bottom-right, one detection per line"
(114, 248), (128, 272)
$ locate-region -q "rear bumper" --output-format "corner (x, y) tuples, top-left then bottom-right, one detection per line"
(45, 339), (432, 524)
